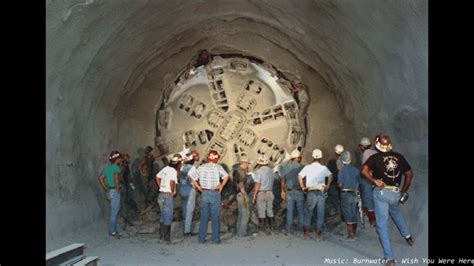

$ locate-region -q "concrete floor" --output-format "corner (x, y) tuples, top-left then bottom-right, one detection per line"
(48, 219), (425, 265)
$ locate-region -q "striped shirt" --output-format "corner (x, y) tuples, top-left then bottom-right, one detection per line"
(190, 163), (228, 189)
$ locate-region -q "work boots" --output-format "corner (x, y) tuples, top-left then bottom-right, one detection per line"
(345, 224), (356, 241)
(367, 211), (376, 227)
(259, 218), (266, 231)
(303, 228), (309, 238)
(269, 217), (276, 230)
(315, 229), (322, 240)
(164, 224), (171, 243)
(159, 223), (164, 240)
(265, 217), (271, 234)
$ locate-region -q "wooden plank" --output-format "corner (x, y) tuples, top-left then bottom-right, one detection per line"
(72, 256), (99, 266)
(46, 243), (85, 266)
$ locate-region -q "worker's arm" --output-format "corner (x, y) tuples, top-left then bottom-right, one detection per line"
(400, 169), (413, 193)
(191, 179), (202, 192)
(361, 165), (385, 189)
(252, 182), (260, 204)
(98, 174), (107, 191)
(218, 176), (230, 193)
(298, 175), (306, 191)
(114, 172), (120, 193)
(325, 175), (333, 192)
(281, 178), (286, 201)
(170, 180), (176, 195)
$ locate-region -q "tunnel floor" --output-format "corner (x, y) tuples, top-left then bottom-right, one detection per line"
(48, 219), (423, 265)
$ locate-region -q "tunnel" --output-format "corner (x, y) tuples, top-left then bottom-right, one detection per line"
(46, 0), (428, 264)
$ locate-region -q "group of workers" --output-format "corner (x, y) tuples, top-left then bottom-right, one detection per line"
(98, 133), (414, 266)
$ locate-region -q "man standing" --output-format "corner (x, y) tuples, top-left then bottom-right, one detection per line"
(358, 137), (378, 227)
(280, 149), (305, 235)
(98, 151), (122, 238)
(139, 146), (156, 208)
(180, 150), (200, 236)
(156, 154), (182, 243)
(190, 150), (230, 244)
(361, 134), (414, 266)
(119, 153), (137, 224)
(233, 157), (252, 237)
(252, 155), (276, 233)
(326, 144), (344, 222)
(337, 151), (361, 241)
(298, 149), (333, 240)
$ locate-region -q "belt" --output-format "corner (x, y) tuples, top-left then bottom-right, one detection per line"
(341, 188), (358, 193)
(307, 185), (326, 191)
(384, 186), (400, 192)
(160, 192), (173, 196)
(108, 187), (117, 189)
(203, 188), (219, 191)
(258, 190), (272, 192)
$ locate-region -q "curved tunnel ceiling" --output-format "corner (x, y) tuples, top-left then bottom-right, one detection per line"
(46, 0), (428, 255)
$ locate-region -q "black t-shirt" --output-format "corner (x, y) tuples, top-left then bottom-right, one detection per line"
(121, 165), (131, 184)
(363, 151), (411, 187)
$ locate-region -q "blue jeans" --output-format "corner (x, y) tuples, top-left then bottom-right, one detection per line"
(180, 186), (196, 233)
(158, 193), (174, 225)
(198, 190), (221, 243)
(373, 188), (411, 260)
(340, 191), (358, 224)
(303, 190), (326, 231)
(360, 178), (375, 211)
(107, 189), (121, 235)
(286, 190), (304, 232)
(236, 192), (250, 236)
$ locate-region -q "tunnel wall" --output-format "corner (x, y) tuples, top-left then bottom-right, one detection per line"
(46, 0), (427, 255)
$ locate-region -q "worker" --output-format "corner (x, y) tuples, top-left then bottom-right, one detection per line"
(280, 149), (305, 235)
(156, 154), (182, 243)
(337, 151), (361, 241)
(361, 134), (414, 266)
(252, 155), (276, 233)
(298, 149), (333, 240)
(190, 150), (230, 244)
(98, 151), (122, 238)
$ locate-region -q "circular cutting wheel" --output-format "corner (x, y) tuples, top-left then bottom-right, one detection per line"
(156, 55), (308, 169)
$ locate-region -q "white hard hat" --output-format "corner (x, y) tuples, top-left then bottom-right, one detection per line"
(170, 154), (182, 163)
(360, 137), (371, 146)
(334, 144), (344, 155)
(312, 149), (323, 159)
(256, 155), (269, 165)
(340, 151), (352, 164)
(238, 155), (251, 164)
(290, 149), (301, 159)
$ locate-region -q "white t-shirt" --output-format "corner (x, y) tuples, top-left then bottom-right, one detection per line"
(298, 162), (332, 187)
(157, 166), (178, 193)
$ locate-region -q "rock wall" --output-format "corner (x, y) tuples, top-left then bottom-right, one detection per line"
(46, 0), (427, 257)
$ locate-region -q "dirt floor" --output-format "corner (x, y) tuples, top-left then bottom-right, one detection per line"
(47, 218), (425, 265)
